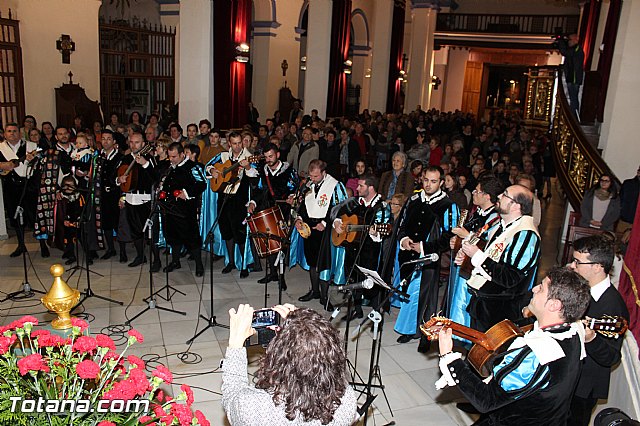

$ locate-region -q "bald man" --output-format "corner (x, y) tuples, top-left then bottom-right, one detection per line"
(455, 184), (541, 332)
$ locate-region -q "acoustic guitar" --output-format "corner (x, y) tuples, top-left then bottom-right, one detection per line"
(117, 144), (153, 193)
(209, 155), (262, 192)
(331, 214), (393, 247)
(420, 315), (628, 377)
(451, 209), (469, 254)
(0, 148), (43, 176)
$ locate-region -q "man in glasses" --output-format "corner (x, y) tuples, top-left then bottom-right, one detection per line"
(455, 184), (540, 332)
(567, 234), (629, 426)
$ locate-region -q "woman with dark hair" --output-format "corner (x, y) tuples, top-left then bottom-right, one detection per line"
(222, 304), (358, 425)
(129, 111), (143, 127)
(444, 173), (468, 210)
(579, 174), (621, 231)
(21, 115), (37, 140)
(345, 158), (366, 196)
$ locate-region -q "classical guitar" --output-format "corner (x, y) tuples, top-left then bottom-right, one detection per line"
(451, 209), (469, 254)
(420, 315), (628, 377)
(459, 216), (500, 279)
(209, 155), (263, 192)
(117, 144), (153, 192)
(331, 214), (393, 247)
(0, 148), (43, 176)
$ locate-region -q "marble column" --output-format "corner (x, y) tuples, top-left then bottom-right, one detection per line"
(405, 3), (437, 112)
(303, 0), (333, 117)
(178, 0), (214, 126)
(368, 0), (394, 113)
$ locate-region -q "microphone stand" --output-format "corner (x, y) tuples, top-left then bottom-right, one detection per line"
(248, 231), (287, 306)
(1, 164), (45, 302)
(126, 184), (186, 325)
(186, 191), (230, 344)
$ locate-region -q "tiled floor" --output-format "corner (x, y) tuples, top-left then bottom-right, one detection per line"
(0, 181), (567, 425)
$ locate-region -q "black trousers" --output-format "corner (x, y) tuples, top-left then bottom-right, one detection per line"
(568, 395), (598, 426)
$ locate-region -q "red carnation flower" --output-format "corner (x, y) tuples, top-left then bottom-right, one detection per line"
(171, 403), (194, 426)
(127, 329), (144, 343)
(195, 410), (210, 426)
(151, 365), (173, 384)
(37, 333), (66, 348)
(72, 336), (97, 354)
(103, 351), (119, 361)
(153, 405), (167, 419)
(96, 334), (116, 350)
(97, 421), (116, 426)
(127, 354), (145, 370)
(138, 415), (156, 426)
(155, 389), (165, 403)
(30, 329), (51, 338)
(103, 379), (137, 401)
(70, 317), (88, 331)
(181, 384), (194, 407)
(76, 359), (100, 380)
(0, 334), (17, 355)
(18, 315), (39, 327)
(17, 353), (50, 376)
(128, 367), (150, 396)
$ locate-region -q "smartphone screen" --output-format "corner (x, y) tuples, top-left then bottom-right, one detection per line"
(252, 309), (280, 328)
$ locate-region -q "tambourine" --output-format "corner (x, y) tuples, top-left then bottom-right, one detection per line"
(298, 222), (311, 239)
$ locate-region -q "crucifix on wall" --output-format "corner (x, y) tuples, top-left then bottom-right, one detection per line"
(56, 34), (76, 64)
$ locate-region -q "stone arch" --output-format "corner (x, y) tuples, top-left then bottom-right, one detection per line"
(351, 8), (370, 48)
(296, 0), (310, 34)
(252, 0), (276, 23)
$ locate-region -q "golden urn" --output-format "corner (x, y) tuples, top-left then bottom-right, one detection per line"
(41, 264), (80, 329)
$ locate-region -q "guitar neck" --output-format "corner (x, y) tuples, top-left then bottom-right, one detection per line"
(446, 323), (491, 349)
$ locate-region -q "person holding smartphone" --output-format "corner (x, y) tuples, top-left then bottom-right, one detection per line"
(222, 304), (358, 425)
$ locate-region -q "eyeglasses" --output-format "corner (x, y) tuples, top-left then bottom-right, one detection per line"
(390, 202), (402, 206)
(501, 191), (518, 203)
(472, 189), (485, 195)
(600, 178), (611, 183)
(570, 257), (598, 266)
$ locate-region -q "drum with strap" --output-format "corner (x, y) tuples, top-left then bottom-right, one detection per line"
(247, 205), (288, 257)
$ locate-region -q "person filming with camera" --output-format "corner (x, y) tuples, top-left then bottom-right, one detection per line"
(222, 303), (358, 425)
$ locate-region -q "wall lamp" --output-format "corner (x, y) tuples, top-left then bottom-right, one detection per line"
(343, 59), (352, 74)
(235, 42), (250, 62)
(300, 56), (307, 71)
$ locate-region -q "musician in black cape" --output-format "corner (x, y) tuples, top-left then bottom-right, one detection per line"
(247, 143), (299, 287)
(160, 142), (207, 277)
(97, 130), (124, 261)
(331, 174), (392, 319)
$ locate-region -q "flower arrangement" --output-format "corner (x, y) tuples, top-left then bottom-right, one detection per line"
(0, 316), (210, 426)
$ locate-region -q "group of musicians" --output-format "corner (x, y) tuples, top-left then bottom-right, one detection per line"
(0, 120), (631, 424)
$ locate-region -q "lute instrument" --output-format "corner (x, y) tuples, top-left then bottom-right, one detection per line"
(117, 144), (153, 192)
(451, 209), (469, 254)
(458, 216), (500, 279)
(208, 154), (263, 192)
(331, 214), (393, 247)
(0, 148), (43, 176)
(420, 315), (628, 377)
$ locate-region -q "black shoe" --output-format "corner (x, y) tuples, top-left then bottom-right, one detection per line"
(10, 245), (26, 258)
(163, 261), (181, 273)
(128, 257), (147, 267)
(195, 266), (204, 277)
(41, 244), (50, 258)
(150, 261), (162, 273)
(221, 263), (235, 274)
(101, 250), (116, 260)
(240, 269), (249, 279)
(298, 290), (320, 302)
(320, 299), (334, 312)
(417, 339), (431, 353)
(257, 273), (278, 284)
(119, 252), (128, 263)
(397, 334), (419, 344)
(342, 308), (364, 322)
(65, 256), (77, 265)
(456, 402), (480, 414)
(279, 278), (287, 292)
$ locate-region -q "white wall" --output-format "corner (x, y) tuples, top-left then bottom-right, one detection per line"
(600, 0), (640, 180)
(7, 0), (101, 124)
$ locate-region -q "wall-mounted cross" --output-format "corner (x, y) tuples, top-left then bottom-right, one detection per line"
(56, 34), (75, 64)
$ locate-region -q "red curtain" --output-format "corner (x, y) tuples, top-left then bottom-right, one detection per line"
(326, 0), (352, 118)
(580, 0), (601, 70)
(386, 2), (405, 114)
(596, 0), (622, 122)
(618, 195), (640, 351)
(213, 0), (251, 128)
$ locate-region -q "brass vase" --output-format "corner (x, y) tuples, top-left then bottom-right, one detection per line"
(41, 264), (80, 329)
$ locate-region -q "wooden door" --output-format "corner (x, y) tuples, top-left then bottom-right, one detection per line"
(461, 61), (483, 115)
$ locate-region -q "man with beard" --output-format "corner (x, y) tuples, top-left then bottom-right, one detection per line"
(247, 143), (299, 288)
(455, 184), (540, 332)
(332, 174), (392, 319)
(447, 175), (504, 340)
(0, 123), (41, 257)
(117, 131), (158, 269)
(160, 143), (207, 276)
(97, 130), (124, 261)
(394, 166), (459, 352)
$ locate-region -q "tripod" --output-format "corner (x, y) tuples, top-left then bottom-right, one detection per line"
(73, 182), (122, 310)
(249, 232), (287, 307)
(67, 190), (104, 280)
(126, 195), (186, 325)
(186, 193), (229, 344)
(1, 171), (45, 302)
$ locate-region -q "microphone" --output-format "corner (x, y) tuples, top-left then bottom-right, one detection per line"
(402, 253), (440, 266)
(337, 278), (374, 293)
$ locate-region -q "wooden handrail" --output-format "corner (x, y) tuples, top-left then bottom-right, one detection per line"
(550, 68), (620, 210)
(436, 13), (579, 35)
